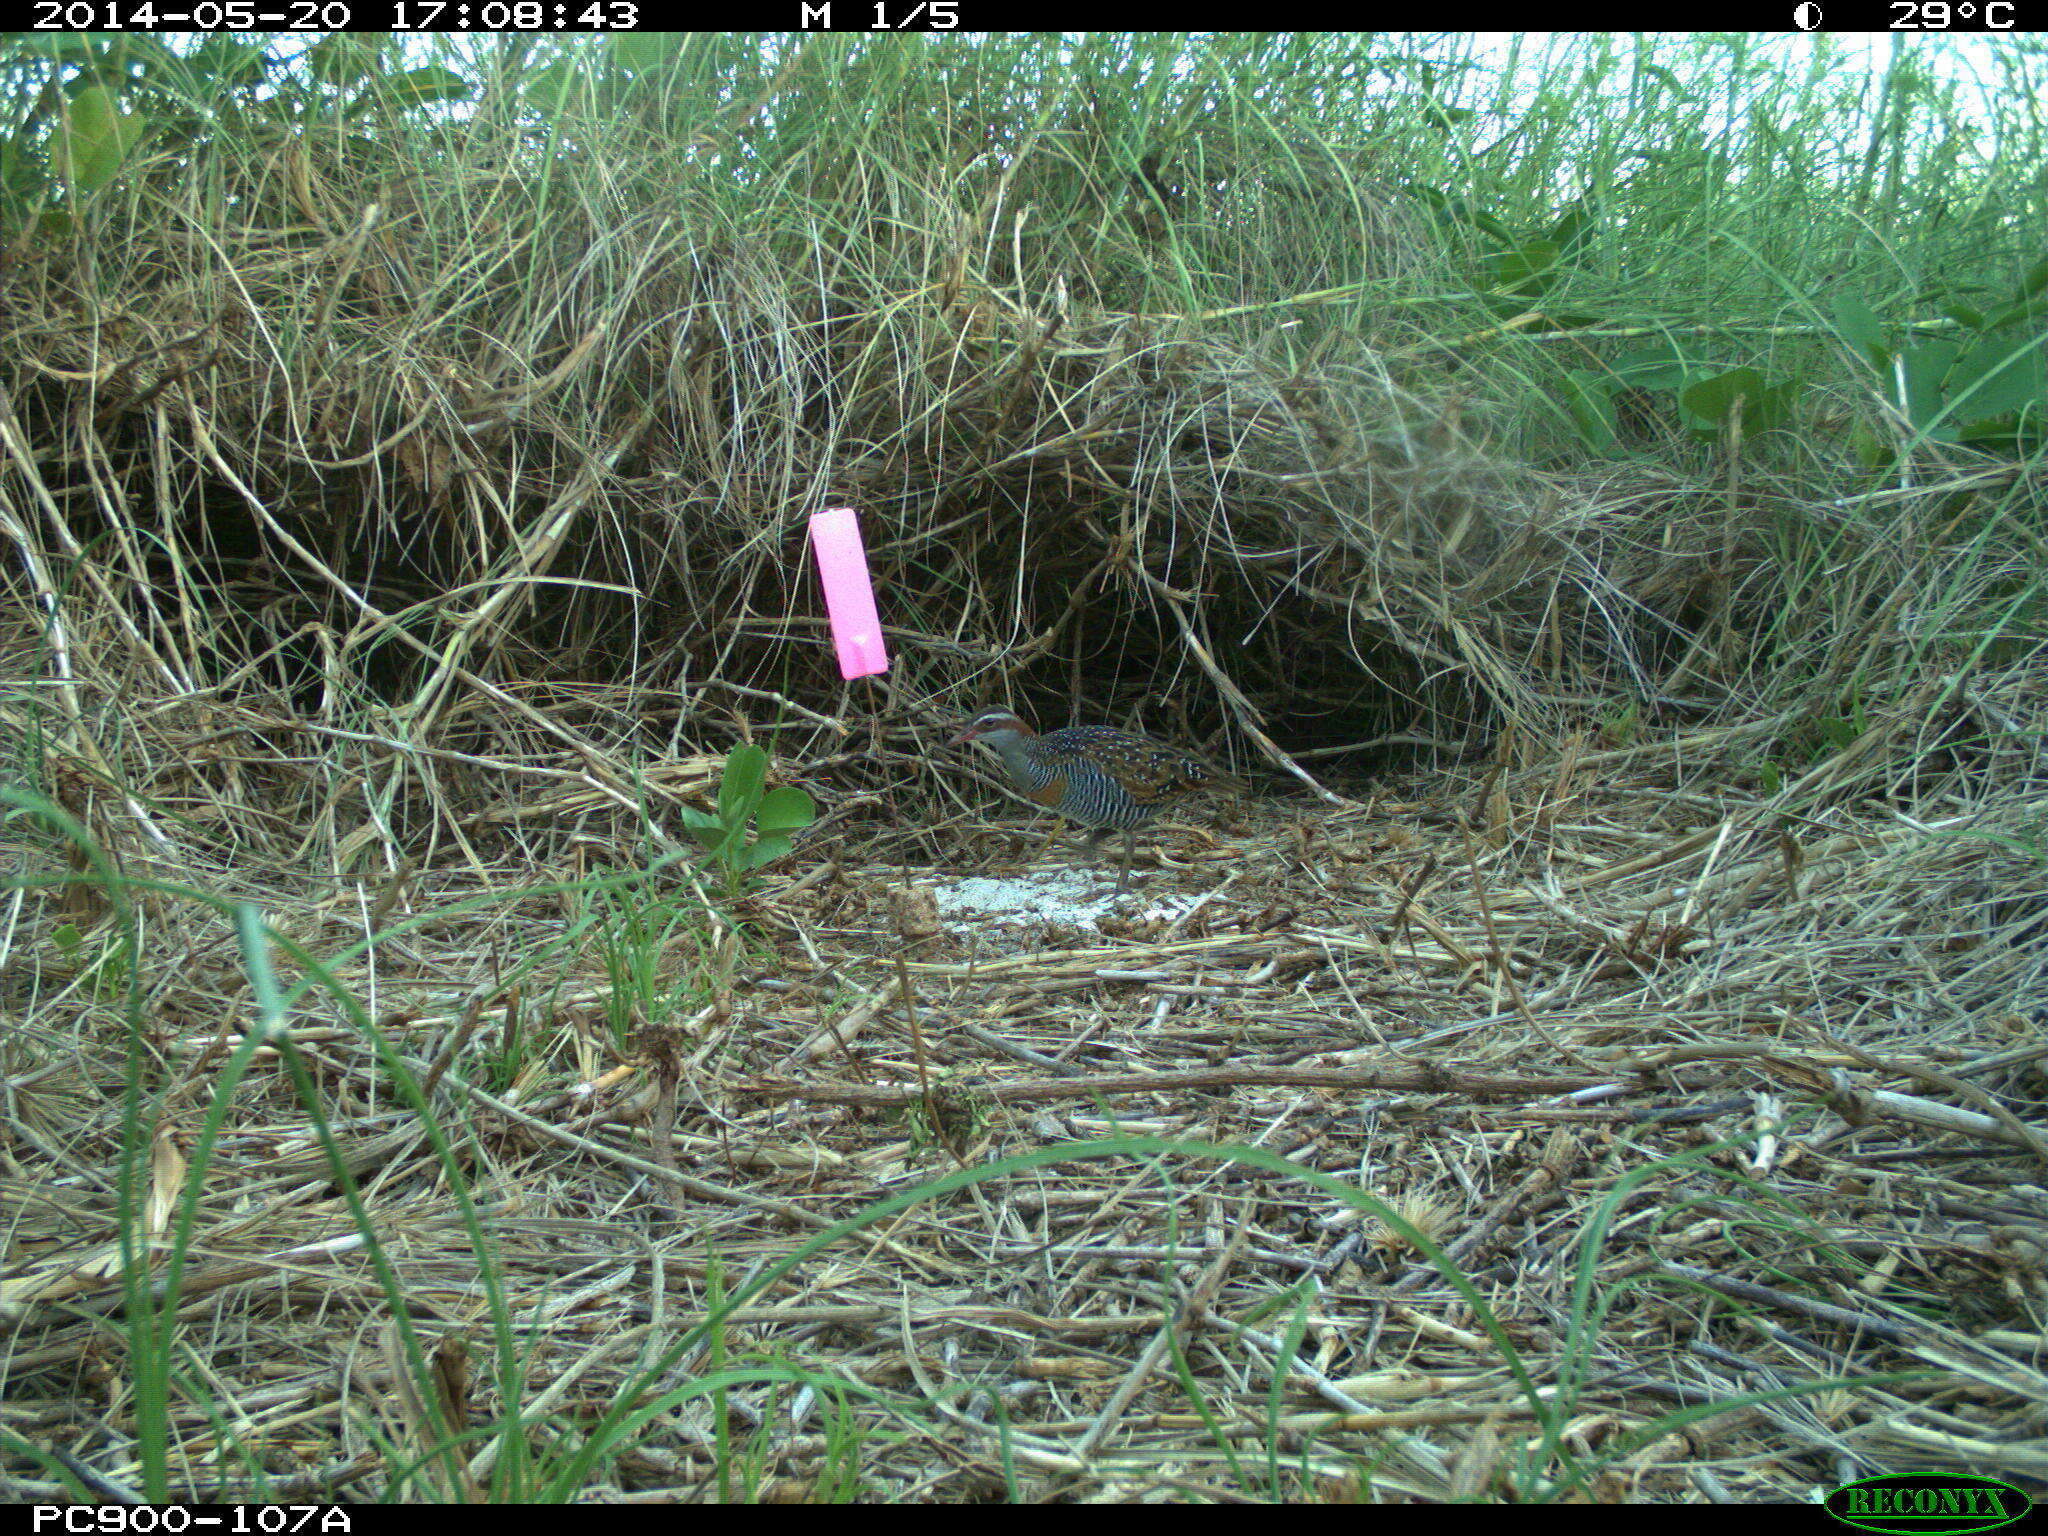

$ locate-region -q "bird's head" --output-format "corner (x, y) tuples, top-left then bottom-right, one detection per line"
(948, 708), (1035, 748)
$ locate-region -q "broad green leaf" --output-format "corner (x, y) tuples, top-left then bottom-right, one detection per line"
(755, 786), (815, 836)
(1405, 186), (1513, 242)
(690, 825), (746, 867)
(52, 86), (146, 192)
(611, 34), (675, 72)
(1548, 197), (1599, 259)
(1849, 420), (1893, 470)
(1680, 366), (1766, 427)
(380, 66), (473, 109)
(717, 745), (767, 825)
(1820, 715), (1858, 751)
(1947, 335), (2046, 424)
(1984, 262), (2048, 330)
(1831, 294), (1887, 372)
(685, 823), (735, 853)
(677, 799), (734, 842)
(1898, 339), (1960, 436)
(679, 807), (739, 856)
(741, 836), (792, 872)
(1608, 345), (1691, 390)
(1752, 377), (1802, 435)
(1560, 370), (1618, 453)
(1464, 207), (1514, 244)
(1489, 238), (1560, 297)
(1958, 416), (2040, 448)
(523, 60), (587, 113)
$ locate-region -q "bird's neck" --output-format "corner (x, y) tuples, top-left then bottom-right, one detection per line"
(979, 730), (1037, 778)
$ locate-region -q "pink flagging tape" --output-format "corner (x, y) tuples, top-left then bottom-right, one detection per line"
(808, 506), (889, 679)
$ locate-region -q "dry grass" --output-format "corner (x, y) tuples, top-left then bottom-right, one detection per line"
(3, 643), (2044, 1501)
(1, 32), (2045, 1504)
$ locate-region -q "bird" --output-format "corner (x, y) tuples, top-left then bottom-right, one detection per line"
(947, 707), (1232, 891)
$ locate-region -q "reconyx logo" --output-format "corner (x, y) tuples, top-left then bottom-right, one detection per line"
(1824, 1475), (2032, 1535)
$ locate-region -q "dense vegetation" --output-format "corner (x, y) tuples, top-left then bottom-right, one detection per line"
(1, 33), (2042, 1504)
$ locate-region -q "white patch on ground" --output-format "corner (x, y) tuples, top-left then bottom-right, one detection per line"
(933, 868), (1212, 929)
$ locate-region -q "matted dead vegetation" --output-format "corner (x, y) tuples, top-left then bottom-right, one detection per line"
(2, 32), (2045, 1504)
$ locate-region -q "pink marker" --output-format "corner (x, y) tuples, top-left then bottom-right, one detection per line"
(808, 506), (889, 679)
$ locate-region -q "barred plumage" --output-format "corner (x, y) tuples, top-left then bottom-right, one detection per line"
(947, 708), (1227, 890)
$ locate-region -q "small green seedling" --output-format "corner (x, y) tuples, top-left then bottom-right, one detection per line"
(51, 919), (131, 998)
(679, 744), (815, 893)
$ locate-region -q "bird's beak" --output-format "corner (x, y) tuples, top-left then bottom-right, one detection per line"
(947, 725), (979, 747)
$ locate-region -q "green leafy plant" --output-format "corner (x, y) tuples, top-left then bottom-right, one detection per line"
(1835, 268), (2048, 458)
(1565, 342), (1806, 454)
(1597, 699), (1640, 747)
(51, 916), (131, 999)
(679, 744), (815, 893)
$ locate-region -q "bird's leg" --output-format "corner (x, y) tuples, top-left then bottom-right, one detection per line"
(1025, 817), (1067, 870)
(1116, 829), (1135, 892)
